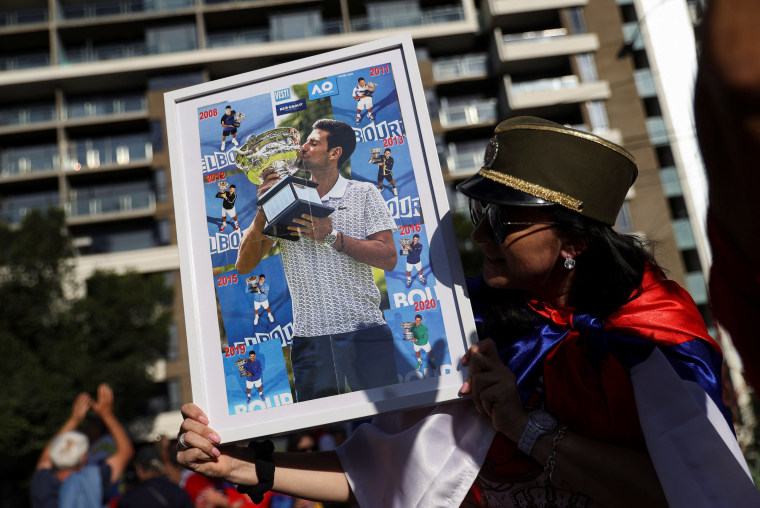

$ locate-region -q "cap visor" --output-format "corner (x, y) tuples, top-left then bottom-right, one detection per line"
(456, 173), (554, 207)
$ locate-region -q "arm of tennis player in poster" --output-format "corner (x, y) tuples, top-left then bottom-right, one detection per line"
(289, 214), (397, 272)
(236, 169), (279, 274)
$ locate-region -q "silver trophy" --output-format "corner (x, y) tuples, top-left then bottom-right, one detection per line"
(368, 147), (384, 164)
(235, 127), (333, 240)
(234, 357), (248, 377)
(246, 276), (259, 290)
(217, 181), (230, 192)
(400, 321), (416, 341)
(399, 238), (412, 256)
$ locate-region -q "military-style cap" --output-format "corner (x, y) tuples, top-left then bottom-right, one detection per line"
(456, 116), (638, 225)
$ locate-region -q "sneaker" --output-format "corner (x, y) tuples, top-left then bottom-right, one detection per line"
(221, 141), (226, 150)
(234, 222), (239, 231)
(220, 223), (226, 232)
(420, 276), (426, 286)
(247, 395), (251, 403)
(367, 113), (375, 121)
(268, 313), (274, 323)
(378, 186), (384, 192)
(393, 187), (398, 196)
(406, 279), (412, 288)
(260, 393), (265, 401)
(232, 138), (238, 146)
(355, 115), (361, 124)
(415, 360), (422, 370)
(254, 315), (259, 325)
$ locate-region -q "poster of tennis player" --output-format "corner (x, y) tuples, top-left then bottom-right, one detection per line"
(166, 35), (476, 442)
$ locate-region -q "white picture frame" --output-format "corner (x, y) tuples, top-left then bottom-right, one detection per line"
(165, 34), (478, 443)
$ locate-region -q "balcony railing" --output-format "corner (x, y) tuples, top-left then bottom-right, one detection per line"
(1, 144), (60, 177)
(433, 54), (488, 82)
(66, 189), (156, 217)
(439, 99), (498, 128)
(351, 4), (463, 32)
(207, 27), (270, 47)
(64, 94), (147, 120)
(502, 28), (568, 43)
(510, 74), (580, 93)
(68, 134), (153, 169)
(0, 200), (60, 225)
(60, 0), (194, 20)
(0, 104), (56, 127)
(0, 52), (50, 71)
(0, 7), (48, 27)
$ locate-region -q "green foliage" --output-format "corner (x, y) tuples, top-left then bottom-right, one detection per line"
(0, 209), (171, 468)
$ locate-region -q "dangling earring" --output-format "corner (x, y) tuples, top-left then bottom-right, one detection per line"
(564, 256), (576, 270)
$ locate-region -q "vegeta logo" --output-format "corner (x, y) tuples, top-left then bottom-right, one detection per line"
(307, 77), (338, 100)
(274, 88), (291, 102)
(276, 99), (307, 116)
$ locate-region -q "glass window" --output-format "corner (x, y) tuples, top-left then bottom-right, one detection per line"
(146, 24), (197, 54)
(270, 10), (324, 40)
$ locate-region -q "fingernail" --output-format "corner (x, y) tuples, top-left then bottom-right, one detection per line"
(460, 381), (470, 394)
(209, 433), (221, 443)
(199, 415), (209, 425)
(212, 447), (221, 457)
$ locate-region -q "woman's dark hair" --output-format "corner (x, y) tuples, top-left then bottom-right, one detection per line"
(548, 205), (657, 318)
(475, 205), (658, 342)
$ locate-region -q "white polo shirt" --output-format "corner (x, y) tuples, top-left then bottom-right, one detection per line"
(274, 176), (396, 336)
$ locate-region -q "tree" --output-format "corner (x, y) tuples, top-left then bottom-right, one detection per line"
(0, 209), (171, 506)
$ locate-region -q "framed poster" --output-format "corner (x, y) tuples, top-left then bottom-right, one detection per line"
(165, 34), (478, 443)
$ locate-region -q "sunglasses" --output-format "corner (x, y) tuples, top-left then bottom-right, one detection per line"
(468, 199), (557, 244)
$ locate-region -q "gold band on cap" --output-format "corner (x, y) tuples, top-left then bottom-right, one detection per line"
(479, 168), (584, 212)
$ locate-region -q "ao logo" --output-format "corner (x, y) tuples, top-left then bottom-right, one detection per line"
(308, 77), (339, 100)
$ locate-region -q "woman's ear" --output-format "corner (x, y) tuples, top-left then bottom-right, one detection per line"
(561, 237), (587, 260)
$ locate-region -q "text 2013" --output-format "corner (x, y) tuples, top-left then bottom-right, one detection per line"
(224, 344), (246, 357)
(414, 299), (437, 311)
(217, 274), (238, 286)
(369, 65), (390, 77)
(199, 108), (218, 120)
(206, 171), (226, 183)
(399, 223), (421, 235)
(382, 136), (404, 148)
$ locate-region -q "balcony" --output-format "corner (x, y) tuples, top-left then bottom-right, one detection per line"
(67, 133), (152, 170)
(439, 98), (498, 129)
(0, 7), (48, 28)
(64, 93), (147, 120)
(444, 139), (489, 179)
(351, 4), (464, 32)
(0, 193), (59, 225)
(207, 27), (270, 48)
(66, 189), (156, 218)
(0, 51), (50, 71)
(432, 53), (488, 83)
(504, 74), (610, 111)
(59, 0), (194, 21)
(485, 0), (588, 17)
(0, 103), (56, 128)
(496, 28), (599, 68)
(0, 144), (60, 178)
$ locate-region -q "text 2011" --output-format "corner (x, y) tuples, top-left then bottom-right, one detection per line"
(369, 65), (390, 77)
(199, 108), (218, 120)
(224, 344), (246, 357)
(414, 299), (437, 312)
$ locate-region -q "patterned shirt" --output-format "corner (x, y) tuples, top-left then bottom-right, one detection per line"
(274, 176), (396, 336)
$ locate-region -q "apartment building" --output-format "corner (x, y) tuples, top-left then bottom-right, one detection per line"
(0, 0), (708, 412)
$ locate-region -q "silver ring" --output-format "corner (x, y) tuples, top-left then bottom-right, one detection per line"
(177, 432), (189, 451)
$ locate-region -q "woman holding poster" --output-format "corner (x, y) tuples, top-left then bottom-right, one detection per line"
(175, 117), (753, 507)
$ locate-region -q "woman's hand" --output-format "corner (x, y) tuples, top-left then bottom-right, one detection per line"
(177, 403), (258, 486)
(461, 338), (528, 442)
